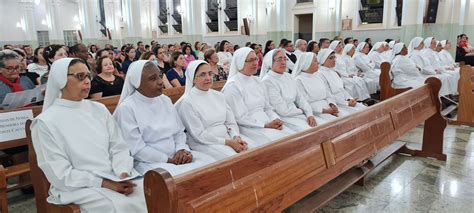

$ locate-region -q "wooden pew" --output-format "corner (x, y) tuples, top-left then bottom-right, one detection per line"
(0, 81), (226, 212)
(449, 65), (474, 127)
(379, 62), (411, 101)
(25, 120), (80, 213)
(144, 77), (446, 212)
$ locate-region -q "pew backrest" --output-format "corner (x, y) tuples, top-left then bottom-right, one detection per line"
(144, 77), (446, 212)
(453, 66), (474, 126)
(379, 62), (411, 101)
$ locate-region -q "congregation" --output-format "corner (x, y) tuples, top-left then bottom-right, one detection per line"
(0, 33), (468, 212)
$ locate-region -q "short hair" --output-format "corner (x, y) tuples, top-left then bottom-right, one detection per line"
(344, 37), (353, 44)
(139, 51), (154, 60)
(282, 40), (292, 48)
(124, 46), (135, 54)
(233, 45), (240, 51)
(137, 41), (143, 46)
(12, 48), (26, 58)
(203, 48), (216, 63)
(245, 42), (252, 47)
(3, 44), (13, 50)
(319, 38), (329, 48)
(250, 43), (258, 50)
(95, 56), (112, 74)
(169, 51), (182, 68)
(89, 44), (97, 53)
(168, 44), (175, 49)
(0, 50), (19, 69)
(69, 43), (85, 56)
(95, 48), (111, 59)
(306, 41), (318, 52)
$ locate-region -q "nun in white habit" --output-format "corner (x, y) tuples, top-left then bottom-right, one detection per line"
(31, 58), (146, 213)
(261, 48), (317, 132)
(408, 37), (451, 96)
(353, 42), (380, 94)
(438, 40), (457, 69)
(222, 47), (293, 145)
(368, 42), (389, 68)
(330, 41), (371, 100)
(318, 49), (367, 113)
(113, 60), (215, 176)
(390, 43), (425, 89)
(293, 52), (350, 122)
(420, 37), (459, 95)
(176, 60), (255, 161)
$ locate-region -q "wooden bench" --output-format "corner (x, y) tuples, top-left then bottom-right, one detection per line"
(143, 77), (446, 212)
(0, 81), (226, 212)
(379, 62), (411, 101)
(449, 65), (474, 127)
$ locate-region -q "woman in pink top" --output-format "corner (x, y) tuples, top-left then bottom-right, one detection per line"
(182, 44), (197, 69)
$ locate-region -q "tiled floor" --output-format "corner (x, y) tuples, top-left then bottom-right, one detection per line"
(7, 124), (474, 213)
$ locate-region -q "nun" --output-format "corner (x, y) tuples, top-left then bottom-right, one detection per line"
(390, 43), (425, 89)
(222, 47), (293, 145)
(420, 37), (459, 95)
(438, 40), (457, 69)
(408, 37), (451, 96)
(329, 41), (371, 101)
(113, 60), (215, 176)
(353, 42), (380, 94)
(176, 60), (255, 161)
(293, 52), (350, 123)
(368, 42), (389, 68)
(261, 48), (317, 132)
(318, 49), (367, 113)
(31, 58), (146, 212)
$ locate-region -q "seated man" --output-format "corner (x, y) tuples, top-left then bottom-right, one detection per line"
(31, 58), (145, 212)
(114, 60), (215, 176)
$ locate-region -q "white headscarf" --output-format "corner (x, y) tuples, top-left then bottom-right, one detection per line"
(369, 42), (383, 55)
(356, 42), (366, 52)
(423, 37), (434, 49)
(173, 60), (208, 109)
(342, 44), (355, 56)
(292, 52), (316, 77)
(117, 60), (150, 105)
(388, 40), (396, 49)
(295, 39), (305, 48)
(259, 49), (277, 79)
(228, 47), (253, 78)
(440, 40), (447, 48)
(329, 40), (341, 51)
(391, 42), (405, 60)
(43, 58), (75, 111)
(317, 48), (334, 66)
(407, 37), (423, 55)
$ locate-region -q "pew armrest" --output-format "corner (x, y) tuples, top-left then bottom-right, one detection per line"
(144, 168), (177, 213)
(47, 203), (81, 213)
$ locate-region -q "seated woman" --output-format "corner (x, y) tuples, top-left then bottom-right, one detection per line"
(0, 50), (35, 104)
(204, 48), (228, 81)
(368, 42), (389, 68)
(89, 56), (124, 99)
(260, 48), (317, 132)
(152, 45), (173, 88)
(318, 49), (366, 113)
(176, 60), (255, 160)
(182, 44), (197, 69)
(222, 47), (292, 145)
(293, 52), (351, 123)
(329, 41), (371, 101)
(114, 60), (214, 175)
(167, 52), (186, 87)
(31, 58), (145, 212)
(390, 43), (425, 89)
(354, 42), (380, 94)
(439, 40), (456, 69)
(41, 44), (68, 84)
(408, 37), (452, 96)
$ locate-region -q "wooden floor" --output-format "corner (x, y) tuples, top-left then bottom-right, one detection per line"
(6, 124), (474, 213)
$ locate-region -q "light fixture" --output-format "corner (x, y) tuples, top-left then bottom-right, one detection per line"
(328, 0), (336, 10)
(41, 19), (47, 25)
(16, 22), (22, 28)
(73, 15), (79, 22)
(34, 0), (40, 5)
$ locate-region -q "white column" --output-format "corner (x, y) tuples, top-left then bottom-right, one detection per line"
(122, 0), (142, 40)
(78, 0), (101, 42)
(45, 0), (63, 42)
(18, 0), (37, 43)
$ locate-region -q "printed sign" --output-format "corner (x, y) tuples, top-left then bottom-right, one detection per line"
(0, 110), (34, 142)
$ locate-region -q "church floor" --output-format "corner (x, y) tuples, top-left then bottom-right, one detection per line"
(7, 124), (474, 213)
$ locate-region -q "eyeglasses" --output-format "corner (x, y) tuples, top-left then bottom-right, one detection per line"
(245, 58), (259, 63)
(274, 57), (288, 62)
(195, 71), (215, 79)
(2, 66), (21, 73)
(67, 72), (92, 81)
